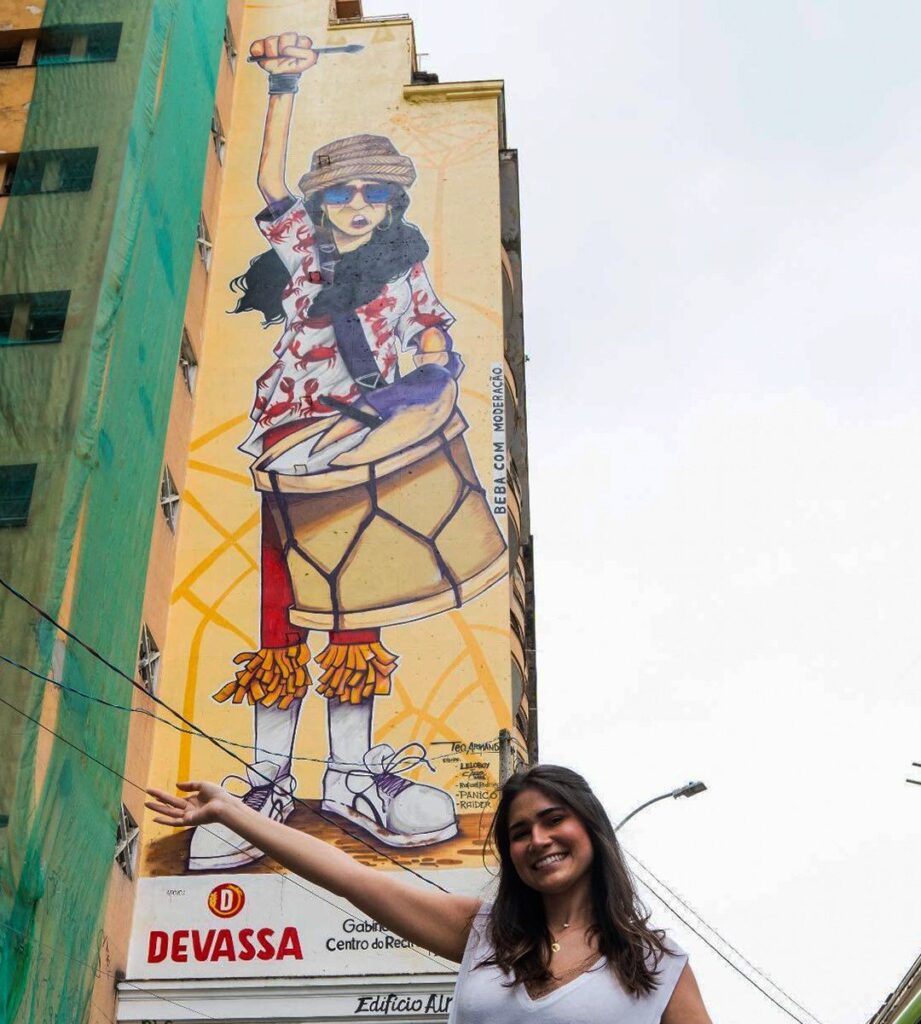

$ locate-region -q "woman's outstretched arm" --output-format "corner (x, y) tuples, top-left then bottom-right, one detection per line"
(146, 782), (480, 962)
(250, 32), (317, 205)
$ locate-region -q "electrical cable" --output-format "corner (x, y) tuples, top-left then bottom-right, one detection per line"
(92, 1000), (118, 1024)
(2, 676), (820, 1019)
(625, 854), (823, 1024)
(0, 920), (216, 1020)
(0, 651), (497, 769)
(624, 850), (823, 1024)
(1, 577), (823, 1018)
(0, 575), (451, 892)
(0, 690), (457, 982)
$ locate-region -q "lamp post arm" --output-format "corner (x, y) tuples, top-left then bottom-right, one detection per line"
(614, 791), (673, 832)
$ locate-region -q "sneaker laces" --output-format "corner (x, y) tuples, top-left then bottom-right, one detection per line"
(221, 770), (296, 813)
(345, 742), (436, 800)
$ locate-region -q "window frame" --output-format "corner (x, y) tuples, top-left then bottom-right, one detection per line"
(0, 291), (70, 346)
(34, 23), (122, 66)
(0, 155), (18, 197)
(159, 465), (180, 533)
(196, 212), (212, 271)
(223, 18), (237, 72)
(210, 107), (227, 164)
(0, 36), (24, 69)
(114, 803), (140, 880)
(0, 464), (38, 528)
(10, 147), (98, 196)
(137, 623), (161, 695)
(178, 327), (198, 394)
(335, 1), (364, 19)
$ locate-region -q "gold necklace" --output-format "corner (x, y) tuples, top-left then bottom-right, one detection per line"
(549, 920), (570, 953)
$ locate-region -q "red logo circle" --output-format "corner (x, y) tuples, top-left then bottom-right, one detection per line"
(207, 883), (245, 918)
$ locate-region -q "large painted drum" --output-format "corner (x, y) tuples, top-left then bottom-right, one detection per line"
(251, 408), (508, 631)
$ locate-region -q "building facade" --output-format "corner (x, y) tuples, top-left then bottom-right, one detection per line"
(869, 955), (921, 1024)
(0, 3), (534, 1023)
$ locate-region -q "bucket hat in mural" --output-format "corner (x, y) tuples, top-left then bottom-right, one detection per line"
(298, 133), (416, 195)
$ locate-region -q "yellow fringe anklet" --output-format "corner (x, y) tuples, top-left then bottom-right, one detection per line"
(314, 640), (397, 704)
(213, 643), (311, 708)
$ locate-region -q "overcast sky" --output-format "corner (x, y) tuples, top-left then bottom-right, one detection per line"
(362, 3), (921, 1021)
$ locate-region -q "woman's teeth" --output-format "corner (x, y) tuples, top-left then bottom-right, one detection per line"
(533, 852), (567, 869)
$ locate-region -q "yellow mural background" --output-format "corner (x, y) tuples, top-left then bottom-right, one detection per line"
(140, 3), (511, 875)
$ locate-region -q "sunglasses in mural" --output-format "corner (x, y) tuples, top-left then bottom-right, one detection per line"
(318, 182), (397, 205)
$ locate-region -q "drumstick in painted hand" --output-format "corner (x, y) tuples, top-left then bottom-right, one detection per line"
(246, 43), (363, 63)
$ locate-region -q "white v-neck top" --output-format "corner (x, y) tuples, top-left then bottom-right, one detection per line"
(448, 908), (688, 1024)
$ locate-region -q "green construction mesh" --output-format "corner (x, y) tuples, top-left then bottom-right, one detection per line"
(0, 1), (226, 1020)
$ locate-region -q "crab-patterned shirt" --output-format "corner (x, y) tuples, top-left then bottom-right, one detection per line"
(240, 198), (455, 456)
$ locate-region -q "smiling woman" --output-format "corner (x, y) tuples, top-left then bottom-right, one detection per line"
(147, 764), (711, 1023)
(450, 764), (713, 1021)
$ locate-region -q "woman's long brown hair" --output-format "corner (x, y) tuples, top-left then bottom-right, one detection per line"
(480, 764), (672, 996)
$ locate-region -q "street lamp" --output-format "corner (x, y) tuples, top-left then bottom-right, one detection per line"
(614, 781), (707, 832)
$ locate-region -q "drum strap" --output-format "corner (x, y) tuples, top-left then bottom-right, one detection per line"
(331, 312), (386, 392)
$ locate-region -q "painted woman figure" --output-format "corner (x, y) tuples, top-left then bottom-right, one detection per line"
(188, 33), (506, 869)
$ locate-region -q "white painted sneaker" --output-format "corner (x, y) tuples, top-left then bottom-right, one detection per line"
(187, 761), (296, 871)
(321, 743), (458, 848)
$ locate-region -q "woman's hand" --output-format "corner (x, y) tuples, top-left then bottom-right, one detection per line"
(145, 781), (231, 828)
(250, 33), (318, 75)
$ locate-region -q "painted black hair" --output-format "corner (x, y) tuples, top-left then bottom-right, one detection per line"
(229, 187), (428, 326)
(481, 764), (672, 996)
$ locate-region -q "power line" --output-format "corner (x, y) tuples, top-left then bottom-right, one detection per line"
(0, 690), (455, 981)
(626, 852), (824, 1024)
(0, 920), (216, 1021)
(1, 576), (824, 1017)
(625, 850), (823, 1024)
(0, 575), (450, 892)
(92, 1000), (118, 1024)
(3, 687), (820, 1021)
(0, 651), (499, 769)
(631, 874), (809, 1024)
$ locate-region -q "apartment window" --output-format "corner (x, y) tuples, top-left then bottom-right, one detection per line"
(0, 464), (37, 527)
(210, 108), (226, 164)
(11, 148), (98, 195)
(196, 213), (212, 271)
(0, 155), (17, 197)
(0, 36), (24, 68)
(137, 624), (160, 695)
(35, 23), (122, 65)
(223, 18), (237, 71)
(335, 1), (363, 18)
(178, 328), (197, 394)
(0, 291), (70, 346)
(114, 803), (140, 879)
(159, 465), (180, 532)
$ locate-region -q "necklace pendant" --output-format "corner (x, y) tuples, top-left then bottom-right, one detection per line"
(551, 942), (561, 953)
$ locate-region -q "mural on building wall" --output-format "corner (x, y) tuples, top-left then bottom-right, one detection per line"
(131, 12), (512, 982)
(185, 33), (507, 871)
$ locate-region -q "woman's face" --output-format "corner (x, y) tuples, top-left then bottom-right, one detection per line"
(320, 178), (393, 242)
(506, 786), (594, 895)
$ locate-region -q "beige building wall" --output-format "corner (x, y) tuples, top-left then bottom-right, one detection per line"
(0, 1), (42, 229)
